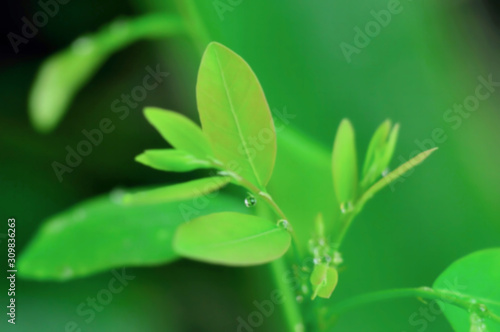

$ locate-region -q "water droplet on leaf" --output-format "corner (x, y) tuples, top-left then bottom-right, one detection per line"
(340, 201), (354, 214)
(277, 219), (289, 230)
(244, 194), (257, 207)
(296, 295), (304, 303)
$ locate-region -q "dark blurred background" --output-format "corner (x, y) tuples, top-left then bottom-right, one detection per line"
(1, 0), (500, 331)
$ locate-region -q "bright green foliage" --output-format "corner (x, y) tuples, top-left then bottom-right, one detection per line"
(29, 14), (184, 133)
(310, 263), (339, 300)
(18, 188), (246, 280)
(144, 107), (213, 159)
(135, 149), (211, 172)
(434, 248), (500, 332)
(123, 177), (231, 205)
(21, 38), (441, 332)
(332, 119), (358, 208)
(357, 148), (438, 211)
(361, 120), (399, 189)
(173, 212), (291, 266)
(196, 42), (277, 189)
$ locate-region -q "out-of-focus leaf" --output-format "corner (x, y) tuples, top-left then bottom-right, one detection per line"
(29, 14), (184, 133)
(144, 107), (213, 158)
(310, 263), (339, 299)
(196, 42), (276, 189)
(123, 177), (230, 205)
(18, 187), (245, 281)
(433, 248), (500, 332)
(135, 149), (212, 172)
(332, 119), (358, 207)
(173, 212), (290, 266)
(357, 148), (438, 210)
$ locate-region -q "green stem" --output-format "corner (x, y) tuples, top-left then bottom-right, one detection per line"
(329, 287), (500, 325)
(270, 258), (305, 332)
(330, 212), (356, 251)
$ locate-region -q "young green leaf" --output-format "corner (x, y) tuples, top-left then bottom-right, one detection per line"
(18, 188), (246, 281)
(173, 212), (291, 266)
(382, 124), (400, 173)
(144, 107), (213, 159)
(433, 248), (500, 332)
(196, 42), (276, 189)
(123, 177), (231, 205)
(135, 149), (212, 172)
(310, 263), (339, 299)
(357, 148), (438, 210)
(361, 120), (392, 188)
(29, 14), (184, 133)
(332, 119), (358, 207)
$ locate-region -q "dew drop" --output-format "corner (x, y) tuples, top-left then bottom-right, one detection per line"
(324, 255), (332, 263)
(244, 194), (257, 207)
(277, 219), (289, 230)
(296, 295), (304, 303)
(478, 304), (488, 313)
(313, 257), (321, 265)
(382, 168), (389, 177)
(340, 201), (354, 214)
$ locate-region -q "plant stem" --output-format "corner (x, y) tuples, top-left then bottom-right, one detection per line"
(330, 212), (356, 251)
(270, 258), (305, 332)
(328, 287), (500, 324)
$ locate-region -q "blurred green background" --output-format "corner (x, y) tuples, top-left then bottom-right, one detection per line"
(2, 0), (500, 331)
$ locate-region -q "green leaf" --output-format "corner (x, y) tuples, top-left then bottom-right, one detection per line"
(29, 14), (184, 133)
(332, 119), (358, 207)
(382, 123), (400, 173)
(173, 212), (291, 266)
(144, 107), (213, 159)
(433, 248), (500, 332)
(310, 263), (339, 299)
(357, 148), (438, 210)
(123, 177), (231, 205)
(135, 149), (212, 172)
(196, 42), (277, 189)
(18, 187), (245, 281)
(361, 121), (400, 189)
